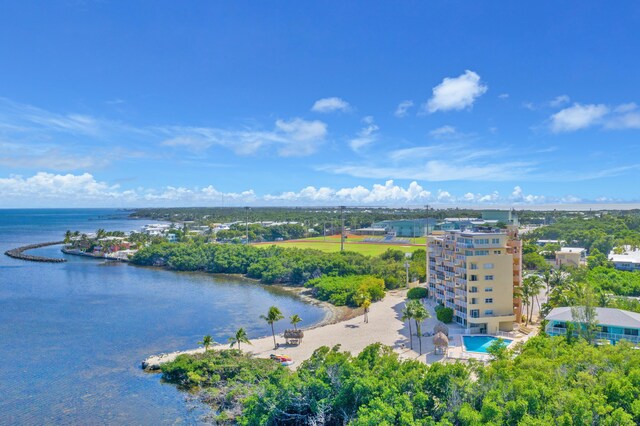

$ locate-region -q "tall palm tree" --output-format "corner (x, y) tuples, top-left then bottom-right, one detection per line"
(228, 328), (251, 351)
(402, 302), (415, 350)
(64, 230), (72, 245)
(289, 314), (302, 330)
(410, 300), (430, 355)
(261, 306), (284, 348)
(523, 274), (545, 325)
(198, 335), (215, 352)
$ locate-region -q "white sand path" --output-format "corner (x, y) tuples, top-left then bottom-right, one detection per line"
(142, 289), (452, 370)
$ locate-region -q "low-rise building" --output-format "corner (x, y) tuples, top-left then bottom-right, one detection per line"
(555, 247), (586, 267)
(608, 247), (640, 272)
(546, 307), (640, 344)
(371, 218), (436, 238)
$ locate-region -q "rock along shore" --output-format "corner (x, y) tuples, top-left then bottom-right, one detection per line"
(4, 241), (66, 263)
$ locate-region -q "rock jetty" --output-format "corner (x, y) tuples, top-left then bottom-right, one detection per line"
(4, 241), (66, 263)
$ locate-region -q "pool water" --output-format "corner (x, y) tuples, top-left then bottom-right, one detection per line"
(462, 336), (513, 353)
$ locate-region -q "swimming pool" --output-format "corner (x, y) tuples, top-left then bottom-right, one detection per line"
(462, 336), (513, 353)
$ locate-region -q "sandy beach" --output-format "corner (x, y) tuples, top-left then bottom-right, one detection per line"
(143, 288), (450, 370)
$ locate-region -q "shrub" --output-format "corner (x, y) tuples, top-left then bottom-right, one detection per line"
(407, 287), (428, 300)
(306, 275), (385, 307)
(435, 305), (453, 323)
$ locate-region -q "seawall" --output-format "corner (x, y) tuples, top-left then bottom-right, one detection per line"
(4, 241), (66, 263)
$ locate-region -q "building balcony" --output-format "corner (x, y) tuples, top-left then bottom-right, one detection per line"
(547, 327), (640, 344)
(468, 313), (516, 323)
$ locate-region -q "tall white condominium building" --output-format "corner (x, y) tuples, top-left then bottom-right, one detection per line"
(427, 228), (522, 334)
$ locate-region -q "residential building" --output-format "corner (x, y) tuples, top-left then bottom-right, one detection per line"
(608, 247), (640, 272)
(555, 247), (586, 267)
(371, 218), (437, 238)
(427, 228), (520, 334)
(546, 307), (640, 345)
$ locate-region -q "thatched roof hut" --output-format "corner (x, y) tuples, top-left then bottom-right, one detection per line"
(284, 329), (304, 345)
(433, 322), (449, 337)
(433, 332), (449, 354)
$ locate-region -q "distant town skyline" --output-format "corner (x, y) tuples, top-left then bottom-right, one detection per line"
(1, 2), (639, 207)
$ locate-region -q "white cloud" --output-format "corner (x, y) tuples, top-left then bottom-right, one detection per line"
(510, 186), (545, 204)
(394, 100), (414, 118)
(160, 118), (327, 157)
(424, 70), (488, 113)
(498, 93), (509, 100)
(349, 116), (379, 152)
(311, 97), (351, 113)
(549, 95), (570, 108)
(429, 125), (457, 139)
(550, 103), (609, 132)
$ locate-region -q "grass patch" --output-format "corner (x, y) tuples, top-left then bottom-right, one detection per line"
(253, 240), (422, 256)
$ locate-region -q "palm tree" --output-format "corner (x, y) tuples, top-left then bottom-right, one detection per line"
(260, 306), (284, 348)
(198, 335), (214, 351)
(401, 302), (415, 350)
(410, 300), (430, 355)
(64, 230), (72, 245)
(289, 314), (302, 330)
(523, 274), (545, 325)
(228, 327), (251, 351)
(362, 299), (371, 323)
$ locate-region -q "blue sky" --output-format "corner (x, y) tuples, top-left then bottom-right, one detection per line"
(1, 1), (639, 207)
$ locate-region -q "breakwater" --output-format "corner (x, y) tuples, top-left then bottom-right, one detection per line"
(4, 241), (66, 262)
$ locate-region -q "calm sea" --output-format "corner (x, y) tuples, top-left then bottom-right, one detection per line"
(0, 209), (325, 425)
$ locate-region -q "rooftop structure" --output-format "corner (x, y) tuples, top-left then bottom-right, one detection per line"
(481, 209), (519, 226)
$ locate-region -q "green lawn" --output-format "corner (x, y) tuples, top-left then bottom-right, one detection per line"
(254, 239), (423, 256)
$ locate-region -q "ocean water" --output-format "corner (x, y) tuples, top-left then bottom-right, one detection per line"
(0, 209), (325, 425)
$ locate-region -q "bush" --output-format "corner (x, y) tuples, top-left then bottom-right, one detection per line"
(435, 305), (453, 323)
(407, 287), (428, 300)
(306, 275), (385, 307)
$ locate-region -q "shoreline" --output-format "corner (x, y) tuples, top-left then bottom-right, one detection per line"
(142, 289), (424, 372)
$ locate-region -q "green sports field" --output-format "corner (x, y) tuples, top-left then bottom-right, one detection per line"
(253, 235), (424, 256)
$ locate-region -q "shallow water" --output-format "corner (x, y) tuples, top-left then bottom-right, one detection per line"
(0, 209), (325, 425)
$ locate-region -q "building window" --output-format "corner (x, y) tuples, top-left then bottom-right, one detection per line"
(470, 309), (480, 318)
(493, 250), (501, 254)
(485, 275), (494, 281)
(624, 328), (639, 336)
(471, 298), (477, 304)
(470, 263), (478, 270)
(485, 310), (494, 315)
(475, 250), (489, 256)
(470, 275), (478, 281)
(483, 263), (494, 269)
(492, 238), (500, 244)
(485, 298), (493, 304)
(470, 286), (478, 293)
(485, 287), (493, 292)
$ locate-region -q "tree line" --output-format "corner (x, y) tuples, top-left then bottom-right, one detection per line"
(162, 335), (640, 425)
(130, 242), (426, 292)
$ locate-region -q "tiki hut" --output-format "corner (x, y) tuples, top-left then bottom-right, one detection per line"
(284, 329), (304, 345)
(433, 322), (449, 337)
(433, 331), (449, 355)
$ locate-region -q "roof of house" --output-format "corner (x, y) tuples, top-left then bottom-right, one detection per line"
(609, 247), (640, 264)
(546, 307), (640, 329)
(558, 247), (586, 254)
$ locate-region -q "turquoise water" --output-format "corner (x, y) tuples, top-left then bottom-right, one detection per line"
(0, 209), (326, 424)
(462, 336), (513, 353)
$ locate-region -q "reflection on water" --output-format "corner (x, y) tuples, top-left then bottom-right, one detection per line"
(0, 209), (325, 424)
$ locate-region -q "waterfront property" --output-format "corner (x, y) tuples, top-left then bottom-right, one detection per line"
(555, 247), (587, 267)
(546, 307), (640, 345)
(608, 246), (640, 272)
(427, 227), (522, 334)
